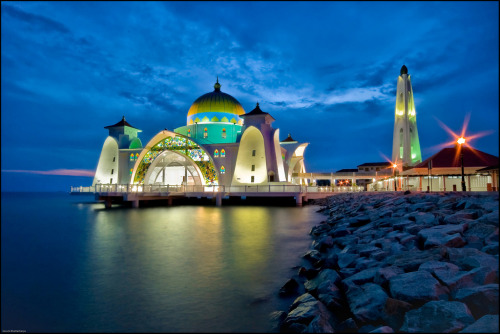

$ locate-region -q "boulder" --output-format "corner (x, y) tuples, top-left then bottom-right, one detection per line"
(358, 245), (380, 258)
(279, 278), (299, 297)
(330, 226), (351, 238)
(424, 233), (467, 249)
(304, 269), (341, 293)
(382, 297), (412, 330)
(346, 283), (388, 323)
(389, 270), (449, 305)
(482, 243), (499, 255)
(475, 210), (499, 226)
(289, 293), (316, 311)
(383, 249), (443, 272)
(444, 211), (478, 224)
(369, 326), (394, 333)
(303, 250), (322, 264)
(418, 223), (468, 241)
(454, 284), (499, 319)
(336, 317), (358, 332)
(374, 266), (405, 287)
(392, 220), (414, 231)
(269, 311), (287, 332)
(337, 253), (359, 269)
(283, 299), (330, 328)
(341, 267), (378, 287)
(459, 314), (499, 333)
(401, 301), (475, 333)
(464, 222), (497, 241)
(305, 314), (334, 333)
(446, 248), (498, 271)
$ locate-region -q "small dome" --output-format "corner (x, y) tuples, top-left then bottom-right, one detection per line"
(187, 79), (245, 125)
(400, 65), (408, 75)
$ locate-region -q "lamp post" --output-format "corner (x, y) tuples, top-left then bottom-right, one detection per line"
(392, 163), (398, 191)
(457, 137), (466, 191)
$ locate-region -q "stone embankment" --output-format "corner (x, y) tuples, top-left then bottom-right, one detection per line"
(271, 191), (499, 333)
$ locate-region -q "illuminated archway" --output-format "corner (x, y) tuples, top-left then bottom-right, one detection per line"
(144, 150), (203, 186)
(132, 131), (218, 185)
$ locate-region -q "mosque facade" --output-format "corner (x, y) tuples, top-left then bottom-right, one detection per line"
(92, 80), (308, 189)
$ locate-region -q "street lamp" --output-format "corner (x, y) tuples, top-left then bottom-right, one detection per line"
(457, 137), (466, 191)
(392, 163), (398, 191)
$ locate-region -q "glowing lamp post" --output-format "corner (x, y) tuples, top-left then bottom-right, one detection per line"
(457, 137), (466, 191)
(392, 163), (398, 191)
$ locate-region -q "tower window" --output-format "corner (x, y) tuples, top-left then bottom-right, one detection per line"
(221, 149), (226, 158)
(113, 157), (116, 162)
(251, 165), (255, 171)
(111, 169), (114, 175)
(252, 149), (256, 156)
(251, 176), (255, 183)
(130, 154), (134, 161)
(214, 149), (219, 158)
(220, 166), (225, 174)
(222, 128), (226, 139)
(135, 153), (139, 160)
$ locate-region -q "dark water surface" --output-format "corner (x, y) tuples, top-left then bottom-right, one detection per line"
(1, 192), (323, 332)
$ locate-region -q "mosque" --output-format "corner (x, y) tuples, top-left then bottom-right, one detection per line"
(92, 79), (309, 189)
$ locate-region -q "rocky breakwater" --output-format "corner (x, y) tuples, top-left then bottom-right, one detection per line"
(270, 191), (499, 333)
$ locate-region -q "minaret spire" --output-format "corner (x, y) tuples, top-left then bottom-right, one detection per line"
(214, 76), (221, 91)
(391, 65), (422, 167)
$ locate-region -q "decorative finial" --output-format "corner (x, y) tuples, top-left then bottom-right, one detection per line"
(214, 77), (221, 91)
(400, 65), (408, 75)
(288, 133), (291, 137)
(256, 102), (259, 107)
(122, 115), (125, 120)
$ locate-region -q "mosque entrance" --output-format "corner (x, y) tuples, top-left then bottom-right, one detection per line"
(143, 150), (203, 186)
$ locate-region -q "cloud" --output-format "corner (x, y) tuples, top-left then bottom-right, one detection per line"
(1, 4), (70, 34)
(2, 169), (95, 177)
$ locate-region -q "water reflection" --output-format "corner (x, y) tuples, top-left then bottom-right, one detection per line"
(81, 205), (321, 332)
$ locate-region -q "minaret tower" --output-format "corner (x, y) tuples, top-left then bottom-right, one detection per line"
(391, 65), (422, 167)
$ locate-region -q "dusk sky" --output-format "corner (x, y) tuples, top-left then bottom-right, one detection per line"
(1, 1), (498, 192)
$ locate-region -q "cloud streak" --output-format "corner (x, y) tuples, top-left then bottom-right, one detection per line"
(2, 169), (95, 177)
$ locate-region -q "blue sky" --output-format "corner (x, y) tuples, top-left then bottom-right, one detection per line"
(1, 1), (498, 191)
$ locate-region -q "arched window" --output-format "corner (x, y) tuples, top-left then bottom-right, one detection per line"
(220, 166), (225, 174)
(214, 149), (219, 158)
(221, 149), (226, 158)
(135, 153), (140, 160)
(222, 128), (226, 139)
(204, 127), (208, 139)
(130, 153), (135, 161)
(188, 129), (191, 137)
(130, 168), (133, 175)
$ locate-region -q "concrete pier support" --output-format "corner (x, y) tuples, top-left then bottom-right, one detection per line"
(132, 200), (139, 208)
(167, 197), (173, 206)
(296, 195), (303, 207)
(105, 198), (112, 209)
(216, 193), (222, 207)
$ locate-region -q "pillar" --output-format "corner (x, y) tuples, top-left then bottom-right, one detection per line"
(419, 176), (423, 191)
(168, 197), (173, 206)
(216, 193), (222, 207)
(442, 175), (446, 192)
(105, 198), (112, 209)
(132, 200), (139, 208)
(296, 195), (303, 207)
(467, 175), (471, 192)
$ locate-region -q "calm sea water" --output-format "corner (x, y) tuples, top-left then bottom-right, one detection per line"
(1, 192), (324, 332)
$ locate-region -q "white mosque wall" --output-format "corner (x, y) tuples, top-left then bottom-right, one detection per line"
(202, 143), (239, 186)
(93, 136), (119, 185)
(273, 129), (287, 182)
(232, 126), (268, 184)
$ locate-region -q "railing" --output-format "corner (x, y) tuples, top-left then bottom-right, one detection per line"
(71, 184), (346, 194)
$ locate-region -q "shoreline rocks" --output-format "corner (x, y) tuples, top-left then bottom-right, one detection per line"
(271, 191), (499, 333)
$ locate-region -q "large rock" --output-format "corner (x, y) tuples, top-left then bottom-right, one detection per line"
(389, 270), (449, 305)
(382, 297), (412, 330)
(454, 284), (499, 319)
(401, 301), (475, 333)
(346, 283), (388, 323)
(269, 311), (287, 332)
(304, 269), (341, 293)
(444, 210), (478, 224)
(289, 293), (316, 311)
(369, 326), (394, 333)
(283, 299), (331, 329)
(279, 278), (299, 297)
(305, 314), (334, 333)
(446, 248), (499, 271)
(475, 210), (499, 226)
(383, 249), (443, 272)
(342, 267), (378, 287)
(424, 233), (467, 249)
(337, 253), (359, 269)
(459, 314), (499, 333)
(418, 223), (468, 241)
(374, 266), (405, 287)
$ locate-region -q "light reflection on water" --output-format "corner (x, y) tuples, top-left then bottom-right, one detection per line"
(1, 193), (323, 332)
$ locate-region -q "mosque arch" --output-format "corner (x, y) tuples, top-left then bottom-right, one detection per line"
(143, 150), (203, 186)
(131, 130), (218, 185)
(273, 129), (286, 182)
(93, 136), (119, 186)
(232, 126), (267, 184)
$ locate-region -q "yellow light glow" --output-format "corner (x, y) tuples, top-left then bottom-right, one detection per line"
(393, 164), (397, 168)
(457, 137), (466, 145)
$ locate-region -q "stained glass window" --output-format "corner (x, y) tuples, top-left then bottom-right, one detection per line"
(220, 166), (225, 174)
(204, 127), (208, 139)
(130, 168), (133, 175)
(214, 149), (219, 158)
(188, 129), (191, 137)
(221, 149), (226, 158)
(222, 128), (226, 139)
(130, 153), (135, 161)
(135, 153), (139, 160)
